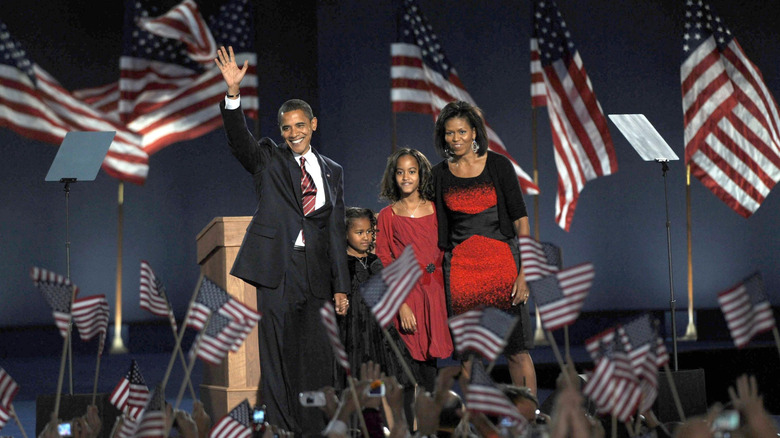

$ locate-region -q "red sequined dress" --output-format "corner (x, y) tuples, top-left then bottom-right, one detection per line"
(441, 167), (517, 315)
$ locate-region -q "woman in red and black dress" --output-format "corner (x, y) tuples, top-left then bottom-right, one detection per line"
(431, 101), (537, 395)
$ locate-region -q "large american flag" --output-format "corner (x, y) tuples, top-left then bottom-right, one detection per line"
(530, 0), (618, 231)
(72, 294), (110, 356)
(0, 368), (19, 411)
(31, 266), (74, 338)
(320, 302), (351, 375)
(465, 361), (524, 423)
(209, 399), (253, 438)
(139, 260), (177, 332)
(448, 307), (518, 362)
(528, 262), (594, 331)
(109, 360), (150, 421)
(717, 272), (775, 349)
(135, 384), (166, 438)
(390, 0), (538, 195)
(0, 21), (149, 184)
(117, 0), (258, 154)
(518, 236), (562, 282)
(360, 245), (422, 328)
(681, 0), (780, 217)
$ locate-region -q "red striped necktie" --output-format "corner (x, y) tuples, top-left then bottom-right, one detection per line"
(300, 156), (317, 216)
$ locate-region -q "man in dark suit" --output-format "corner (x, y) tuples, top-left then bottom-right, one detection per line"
(215, 46), (350, 436)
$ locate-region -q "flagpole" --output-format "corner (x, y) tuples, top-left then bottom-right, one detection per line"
(682, 165), (697, 341)
(531, 108), (548, 346)
(162, 273), (204, 391)
(54, 328), (71, 421)
(173, 316), (209, 415)
(662, 363), (686, 422)
(544, 330), (570, 382)
(111, 182), (129, 354)
(9, 405), (29, 438)
(170, 322), (198, 400)
(91, 340), (103, 404)
(381, 328), (418, 387)
(346, 376), (370, 438)
(771, 328), (780, 362)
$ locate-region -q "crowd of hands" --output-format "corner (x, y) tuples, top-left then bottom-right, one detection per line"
(35, 361), (779, 438)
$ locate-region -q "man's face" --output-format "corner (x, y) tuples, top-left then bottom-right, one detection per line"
(280, 109), (317, 155)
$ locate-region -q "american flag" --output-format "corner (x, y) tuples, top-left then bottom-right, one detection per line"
(617, 314), (668, 412)
(0, 21), (149, 184)
(359, 245), (422, 328)
(530, 0), (618, 231)
(187, 276), (261, 353)
(518, 236), (562, 282)
(209, 399), (253, 438)
(114, 413), (139, 438)
(717, 272), (776, 349)
(583, 335), (641, 422)
(448, 307), (518, 362)
(140, 261), (177, 332)
(465, 361), (524, 423)
(390, 0), (538, 195)
(320, 302), (351, 375)
(109, 360), (150, 420)
(681, 0), (780, 217)
(31, 266), (74, 338)
(192, 312), (252, 365)
(0, 405), (9, 431)
(117, 0), (258, 154)
(585, 326), (615, 361)
(72, 294), (110, 356)
(187, 276), (231, 330)
(529, 262), (594, 331)
(0, 368), (19, 410)
(135, 384), (166, 438)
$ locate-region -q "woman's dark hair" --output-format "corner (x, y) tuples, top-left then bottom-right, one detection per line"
(433, 100), (489, 159)
(379, 148), (434, 202)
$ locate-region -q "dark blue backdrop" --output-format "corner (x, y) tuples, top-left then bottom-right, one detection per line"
(1, 1), (778, 334)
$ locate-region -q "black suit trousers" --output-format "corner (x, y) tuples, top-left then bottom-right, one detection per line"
(257, 248), (334, 437)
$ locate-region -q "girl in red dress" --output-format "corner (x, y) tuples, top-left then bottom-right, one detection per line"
(375, 148), (453, 419)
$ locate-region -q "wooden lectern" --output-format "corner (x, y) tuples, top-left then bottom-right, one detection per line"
(196, 216), (260, 420)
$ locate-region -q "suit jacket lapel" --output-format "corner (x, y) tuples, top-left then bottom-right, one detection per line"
(313, 149), (333, 206)
(285, 148), (304, 212)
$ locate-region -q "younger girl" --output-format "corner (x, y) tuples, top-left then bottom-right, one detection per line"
(339, 207), (390, 381)
(375, 148), (453, 393)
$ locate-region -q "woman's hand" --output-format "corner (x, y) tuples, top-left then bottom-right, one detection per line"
(511, 271), (530, 306)
(398, 303), (417, 333)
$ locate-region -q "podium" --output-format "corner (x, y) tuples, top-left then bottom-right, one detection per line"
(196, 216), (259, 420)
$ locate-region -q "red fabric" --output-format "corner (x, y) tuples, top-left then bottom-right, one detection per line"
(375, 206), (453, 361)
(449, 235), (516, 314)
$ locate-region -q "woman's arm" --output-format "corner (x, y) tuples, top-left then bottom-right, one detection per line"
(511, 216), (531, 306)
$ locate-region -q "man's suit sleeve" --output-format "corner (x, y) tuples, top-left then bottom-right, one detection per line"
(220, 101), (270, 173)
(328, 164), (350, 295)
